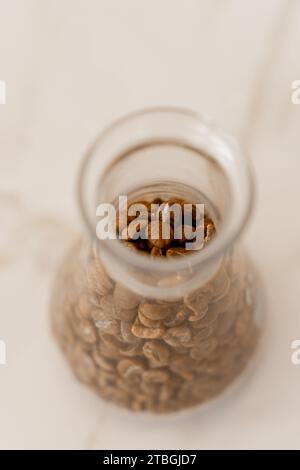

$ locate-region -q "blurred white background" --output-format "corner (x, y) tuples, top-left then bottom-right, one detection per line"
(0, 0), (300, 449)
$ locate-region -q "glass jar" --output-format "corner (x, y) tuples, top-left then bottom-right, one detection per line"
(50, 108), (261, 413)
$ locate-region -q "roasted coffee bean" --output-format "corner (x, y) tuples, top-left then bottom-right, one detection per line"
(119, 342), (143, 357)
(170, 355), (196, 381)
(140, 380), (160, 396)
(190, 307), (219, 328)
(99, 332), (122, 351)
(205, 221), (215, 243)
(113, 283), (140, 310)
(95, 370), (116, 390)
(88, 290), (102, 309)
(116, 377), (137, 394)
(117, 358), (145, 382)
(98, 342), (120, 360)
(142, 369), (170, 384)
(184, 289), (210, 317)
(132, 317), (165, 339)
(98, 384), (130, 408)
(150, 246), (164, 257)
(139, 303), (171, 321)
(190, 337), (218, 360)
(163, 325), (192, 348)
(163, 304), (188, 327)
(93, 350), (116, 372)
(138, 309), (163, 328)
(187, 296), (209, 322)
(143, 341), (170, 366)
(193, 324), (214, 341)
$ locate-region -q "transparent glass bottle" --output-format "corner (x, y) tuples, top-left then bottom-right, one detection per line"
(50, 108), (261, 413)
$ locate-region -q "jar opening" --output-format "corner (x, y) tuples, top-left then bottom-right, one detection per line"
(78, 107), (254, 297)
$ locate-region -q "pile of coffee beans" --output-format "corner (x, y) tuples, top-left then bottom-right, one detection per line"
(51, 198), (259, 413)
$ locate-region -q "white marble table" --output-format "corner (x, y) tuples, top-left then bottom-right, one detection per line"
(0, 0), (300, 449)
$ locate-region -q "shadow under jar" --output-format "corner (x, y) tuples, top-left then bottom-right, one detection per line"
(50, 108), (261, 413)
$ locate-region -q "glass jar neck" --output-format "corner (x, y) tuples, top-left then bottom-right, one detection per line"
(78, 107), (254, 299)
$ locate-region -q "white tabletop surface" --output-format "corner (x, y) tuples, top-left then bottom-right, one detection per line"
(0, 0), (300, 450)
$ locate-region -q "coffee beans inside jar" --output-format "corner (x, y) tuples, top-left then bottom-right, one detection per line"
(51, 194), (260, 413)
(117, 197), (215, 256)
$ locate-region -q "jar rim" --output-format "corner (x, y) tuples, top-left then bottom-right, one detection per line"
(77, 106), (255, 275)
